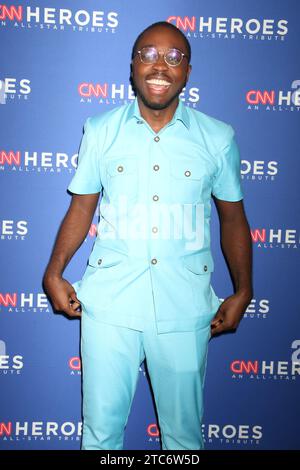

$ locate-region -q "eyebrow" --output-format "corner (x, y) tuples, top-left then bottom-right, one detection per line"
(139, 44), (155, 48)
(138, 44), (184, 51)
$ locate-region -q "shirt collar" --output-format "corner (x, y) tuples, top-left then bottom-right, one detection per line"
(125, 97), (190, 129)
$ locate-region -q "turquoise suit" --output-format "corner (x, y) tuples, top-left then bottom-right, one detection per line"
(68, 98), (243, 450)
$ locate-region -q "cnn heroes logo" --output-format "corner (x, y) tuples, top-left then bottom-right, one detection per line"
(147, 422), (263, 448)
(0, 340), (24, 375)
(202, 423), (263, 447)
(231, 340), (300, 381)
(0, 149), (80, 173)
(78, 82), (200, 107)
(246, 80), (300, 112)
(241, 160), (278, 181)
(0, 421), (82, 442)
(167, 15), (288, 42)
(0, 220), (28, 240)
(0, 292), (52, 314)
(0, 4), (118, 33)
(0, 78), (31, 104)
(251, 228), (300, 249)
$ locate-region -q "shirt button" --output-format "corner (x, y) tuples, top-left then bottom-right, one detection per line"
(185, 170), (191, 177)
(117, 165), (124, 173)
(203, 265), (208, 272)
(153, 195), (159, 201)
(98, 258), (103, 265)
(136, 120), (143, 124)
(153, 164), (160, 171)
(151, 258), (158, 265)
(152, 226), (158, 233)
(154, 136), (160, 142)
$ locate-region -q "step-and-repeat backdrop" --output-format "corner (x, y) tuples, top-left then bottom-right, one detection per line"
(1, 0), (299, 450)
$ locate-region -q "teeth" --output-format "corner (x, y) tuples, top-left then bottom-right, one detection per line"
(146, 79), (171, 86)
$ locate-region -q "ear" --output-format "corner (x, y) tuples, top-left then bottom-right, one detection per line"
(186, 64), (192, 81)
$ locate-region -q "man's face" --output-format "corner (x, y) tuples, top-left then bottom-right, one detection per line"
(131, 26), (191, 111)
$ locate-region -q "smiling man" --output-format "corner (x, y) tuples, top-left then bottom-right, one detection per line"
(43, 21), (252, 450)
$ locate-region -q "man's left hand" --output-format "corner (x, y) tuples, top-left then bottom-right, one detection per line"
(210, 291), (252, 336)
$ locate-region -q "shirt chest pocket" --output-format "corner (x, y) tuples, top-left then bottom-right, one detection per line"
(169, 160), (205, 204)
(105, 158), (139, 204)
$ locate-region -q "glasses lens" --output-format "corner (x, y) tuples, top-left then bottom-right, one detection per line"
(140, 47), (158, 64)
(165, 49), (182, 66)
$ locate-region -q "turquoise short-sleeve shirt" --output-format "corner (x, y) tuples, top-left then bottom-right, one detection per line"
(68, 98), (243, 333)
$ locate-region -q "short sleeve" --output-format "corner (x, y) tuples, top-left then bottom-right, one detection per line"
(212, 127), (243, 202)
(67, 117), (102, 194)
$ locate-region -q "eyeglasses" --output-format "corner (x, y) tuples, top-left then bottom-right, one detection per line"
(136, 46), (187, 67)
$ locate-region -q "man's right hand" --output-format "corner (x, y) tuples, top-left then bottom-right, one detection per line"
(42, 193), (100, 318)
(43, 274), (82, 318)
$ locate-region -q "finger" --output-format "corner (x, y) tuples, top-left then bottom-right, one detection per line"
(211, 317), (224, 327)
(211, 320), (226, 336)
(66, 303), (82, 317)
(69, 299), (81, 312)
(69, 291), (82, 312)
(211, 315), (224, 328)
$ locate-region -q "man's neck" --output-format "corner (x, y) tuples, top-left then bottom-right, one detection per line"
(137, 96), (179, 134)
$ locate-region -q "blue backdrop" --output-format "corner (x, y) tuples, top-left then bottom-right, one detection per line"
(1, 0), (299, 450)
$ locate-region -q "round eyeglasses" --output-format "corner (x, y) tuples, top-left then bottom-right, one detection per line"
(136, 46), (187, 67)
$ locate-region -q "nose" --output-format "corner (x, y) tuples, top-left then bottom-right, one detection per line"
(152, 51), (169, 72)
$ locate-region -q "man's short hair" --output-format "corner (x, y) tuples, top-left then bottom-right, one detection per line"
(131, 21), (191, 63)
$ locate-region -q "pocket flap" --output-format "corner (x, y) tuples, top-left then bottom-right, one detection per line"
(170, 160), (204, 180)
(183, 250), (214, 274)
(88, 244), (127, 268)
(106, 158), (137, 177)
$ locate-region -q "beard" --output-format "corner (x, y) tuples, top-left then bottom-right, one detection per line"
(138, 89), (180, 110)
(132, 78), (185, 111)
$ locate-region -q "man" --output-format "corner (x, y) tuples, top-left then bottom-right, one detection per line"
(43, 21), (252, 450)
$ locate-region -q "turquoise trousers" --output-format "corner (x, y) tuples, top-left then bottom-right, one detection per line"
(80, 307), (212, 450)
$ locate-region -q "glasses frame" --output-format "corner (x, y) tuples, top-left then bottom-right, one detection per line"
(136, 46), (187, 67)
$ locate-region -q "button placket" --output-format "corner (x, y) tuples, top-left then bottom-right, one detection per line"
(148, 132), (163, 271)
